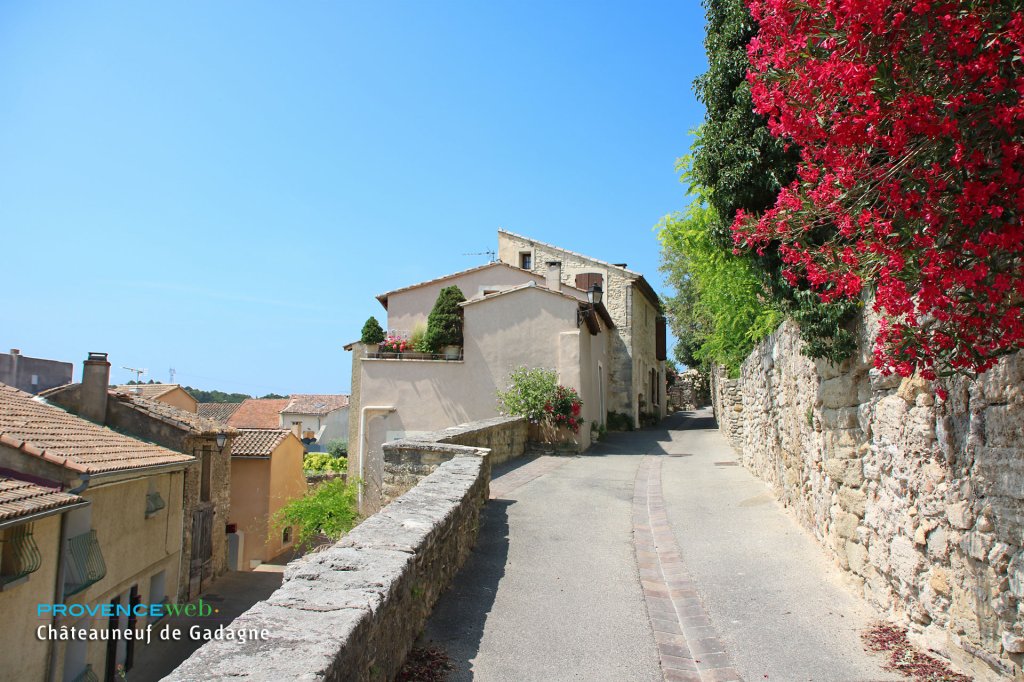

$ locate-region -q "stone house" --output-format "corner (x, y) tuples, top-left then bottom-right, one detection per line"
(346, 236), (642, 512)
(227, 429), (307, 570)
(280, 394), (349, 451)
(0, 348), (73, 394)
(111, 383), (199, 413)
(43, 353), (235, 602)
(0, 381), (193, 682)
(497, 229), (667, 426)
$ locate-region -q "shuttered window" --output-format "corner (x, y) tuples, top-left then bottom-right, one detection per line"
(575, 273), (604, 291)
(656, 316), (667, 361)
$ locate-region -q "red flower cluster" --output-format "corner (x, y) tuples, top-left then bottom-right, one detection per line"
(380, 334), (410, 354)
(549, 386), (584, 433)
(736, 0), (1024, 378)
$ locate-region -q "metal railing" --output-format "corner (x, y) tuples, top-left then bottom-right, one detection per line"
(64, 530), (107, 596)
(0, 523), (41, 586)
(365, 350), (463, 361)
(70, 664), (99, 682)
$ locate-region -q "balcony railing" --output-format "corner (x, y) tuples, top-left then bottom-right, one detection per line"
(0, 523), (42, 587)
(365, 349), (463, 361)
(70, 664), (99, 682)
(64, 530), (106, 596)
(145, 491), (166, 517)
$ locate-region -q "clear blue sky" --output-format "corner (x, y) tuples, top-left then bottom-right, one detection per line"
(1, 2), (707, 395)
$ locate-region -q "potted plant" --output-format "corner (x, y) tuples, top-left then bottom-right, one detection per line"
(361, 316), (385, 356)
(425, 285), (466, 359)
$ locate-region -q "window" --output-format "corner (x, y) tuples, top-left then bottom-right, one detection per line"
(520, 252), (532, 270)
(575, 273), (604, 292)
(282, 527), (293, 544)
(200, 447), (212, 503)
(0, 524), (41, 588)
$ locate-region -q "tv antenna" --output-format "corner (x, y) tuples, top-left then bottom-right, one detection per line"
(463, 250), (497, 262)
(169, 367), (176, 384)
(123, 366), (147, 391)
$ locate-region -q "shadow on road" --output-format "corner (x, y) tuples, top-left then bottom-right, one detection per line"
(586, 409), (718, 457)
(419, 499), (514, 681)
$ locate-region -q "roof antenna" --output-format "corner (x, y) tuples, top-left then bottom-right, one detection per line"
(463, 250), (497, 262)
(123, 366), (147, 392)
(169, 367), (176, 384)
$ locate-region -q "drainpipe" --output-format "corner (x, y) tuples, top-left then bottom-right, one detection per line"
(357, 406), (396, 512)
(47, 474), (91, 682)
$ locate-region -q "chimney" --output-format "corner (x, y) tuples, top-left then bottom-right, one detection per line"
(291, 423), (301, 437)
(80, 352), (110, 424)
(10, 349), (20, 355)
(545, 261), (562, 291)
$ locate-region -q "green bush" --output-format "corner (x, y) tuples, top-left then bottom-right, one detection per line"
(409, 321), (430, 353)
(606, 411), (634, 432)
(271, 478), (359, 551)
(303, 452), (347, 474)
(496, 367), (558, 424)
(326, 439), (347, 458)
(424, 286), (466, 351)
(361, 316), (385, 345)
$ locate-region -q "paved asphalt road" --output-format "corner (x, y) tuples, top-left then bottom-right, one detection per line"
(421, 409), (899, 681)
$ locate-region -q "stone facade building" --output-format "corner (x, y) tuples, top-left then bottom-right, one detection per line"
(497, 229), (667, 426)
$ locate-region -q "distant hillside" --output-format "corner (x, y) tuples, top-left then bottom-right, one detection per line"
(124, 380), (285, 403)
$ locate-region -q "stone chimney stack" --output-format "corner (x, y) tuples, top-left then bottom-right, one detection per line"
(545, 261), (562, 291)
(80, 352), (110, 424)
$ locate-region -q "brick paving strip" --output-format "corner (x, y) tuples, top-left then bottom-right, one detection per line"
(634, 455), (743, 682)
(489, 455), (572, 499)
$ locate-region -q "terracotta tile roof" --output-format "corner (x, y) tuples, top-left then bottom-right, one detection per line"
(0, 473), (84, 522)
(282, 394), (349, 415)
(197, 402), (243, 422)
(111, 384), (182, 400)
(0, 383), (194, 474)
(226, 399), (290, 429)
(375, 261), (533, 309)
(109, 391), (232, 436)
(231, 429), (291, 457)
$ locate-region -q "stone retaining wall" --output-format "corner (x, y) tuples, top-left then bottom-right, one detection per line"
(166, 454), (490, 682)
(382, 415), (527, 502)
(712, 317), (1024, 680)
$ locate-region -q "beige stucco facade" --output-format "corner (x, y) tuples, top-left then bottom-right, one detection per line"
(497, 229), (666, 425)
(0, 513), (64, 682)
(350, 284), (609, 512)
(0, 451), (188, 682)
(228, 433), (306, 568)
(156, 386), (199, 413)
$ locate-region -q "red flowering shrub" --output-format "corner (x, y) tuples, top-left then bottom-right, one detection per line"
(380, 334), (410, 354)
(736, 0), (1024, 379)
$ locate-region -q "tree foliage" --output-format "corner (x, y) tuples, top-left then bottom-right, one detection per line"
(691, 0), (798, 246)
(425, 286), (466, 351)
(271, 478), (358, 550)
(658, 181), (783, 375)
(361, 316), (386, 345)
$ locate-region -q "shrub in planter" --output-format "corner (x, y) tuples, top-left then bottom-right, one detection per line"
(361, 316), (386, 345)
(496, 367), (584, 434)
(380, 334), (410, 354)
(425, 286), (466, 352)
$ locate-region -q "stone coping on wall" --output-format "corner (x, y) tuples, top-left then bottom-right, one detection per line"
(165, 454), (490, 682)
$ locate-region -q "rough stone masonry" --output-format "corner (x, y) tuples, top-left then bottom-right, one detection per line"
(166, 454), (490, 682)
(712, 314), (1024, 681)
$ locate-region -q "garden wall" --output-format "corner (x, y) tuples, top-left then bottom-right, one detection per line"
(167, 454), (490, 682)
(381, 415), (527, 502)
(712, 317), (1024, 681)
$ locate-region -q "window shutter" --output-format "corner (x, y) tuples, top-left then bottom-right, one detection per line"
(656, 316), (667, 361)
(575, 273), (604, 291)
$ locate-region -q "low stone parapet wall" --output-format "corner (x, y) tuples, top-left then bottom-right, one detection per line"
(166, 454), (490, 681)
(712, 317), (1024, 680)
(382, 415), (527, 501)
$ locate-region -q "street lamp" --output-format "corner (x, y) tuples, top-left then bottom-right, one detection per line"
(587, 284), (603, 306)
(215, 432), (228, 451)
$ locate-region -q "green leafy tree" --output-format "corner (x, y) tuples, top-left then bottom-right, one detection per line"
(182, 386), (252, 403)
(302, 452), (347, 474)
(326, 439), (347, 458)
(658, 183), (782, 375)
(271, 478), (359, 550)
(425, 286), (466, 351)
(361, 316), (386, 345)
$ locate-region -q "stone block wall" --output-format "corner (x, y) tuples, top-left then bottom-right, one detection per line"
(712, 318), (1024, 680)
(381, 415), (526, 502)
(168, 455), (490, 682)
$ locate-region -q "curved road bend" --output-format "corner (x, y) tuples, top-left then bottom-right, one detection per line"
(420, 409), (899, 682)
